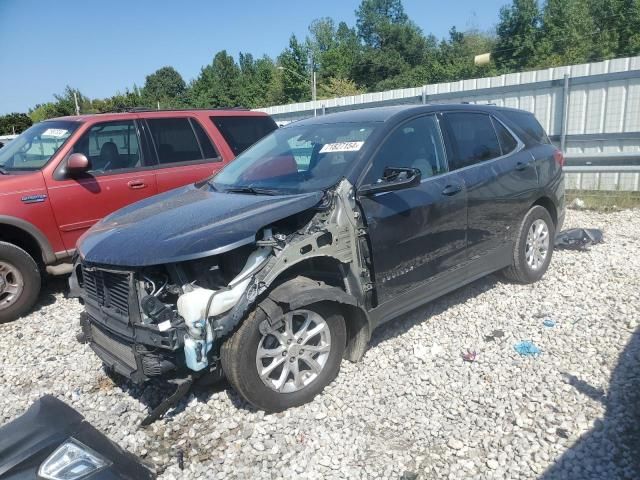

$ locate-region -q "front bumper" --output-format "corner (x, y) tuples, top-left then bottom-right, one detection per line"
(72, 263), (185, 383)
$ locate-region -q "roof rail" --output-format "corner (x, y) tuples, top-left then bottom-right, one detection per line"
(98, 106), (252, 114)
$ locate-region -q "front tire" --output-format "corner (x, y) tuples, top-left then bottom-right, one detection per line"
(0, 241), (41, 323)
(221, 296), (346, 412)
(502, 205), (555, 284)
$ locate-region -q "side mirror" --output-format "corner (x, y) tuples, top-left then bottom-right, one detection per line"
(358, 167), (421, 196)
(66, 153), (90, 175)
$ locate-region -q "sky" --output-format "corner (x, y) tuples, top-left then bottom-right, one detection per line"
(0, 0), (506, 114)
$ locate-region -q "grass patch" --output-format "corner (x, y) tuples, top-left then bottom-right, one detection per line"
(567, 190), (640, 211)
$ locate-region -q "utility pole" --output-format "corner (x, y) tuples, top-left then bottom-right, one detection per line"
(312, 71), (317, 117)
(73, 91), (80, 115)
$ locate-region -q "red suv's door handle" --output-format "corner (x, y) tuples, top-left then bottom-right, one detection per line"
(127, 180), (147, 190)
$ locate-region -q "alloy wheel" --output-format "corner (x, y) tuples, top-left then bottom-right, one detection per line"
(256, 309), (332, 393)
(525, 219), (550, 270)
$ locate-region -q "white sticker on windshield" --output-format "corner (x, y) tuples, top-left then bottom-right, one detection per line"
(42, 128), (68, 138)
(319, 141), (364, 153)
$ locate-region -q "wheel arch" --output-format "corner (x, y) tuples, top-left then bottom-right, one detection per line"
(0, 216), (55, 266)
(532, 196), (558, 227)
(266, 275), (371, 362)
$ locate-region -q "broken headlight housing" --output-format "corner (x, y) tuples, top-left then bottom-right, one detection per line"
(38, 438), (111, 480)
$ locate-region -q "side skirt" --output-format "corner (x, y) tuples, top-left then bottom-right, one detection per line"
(367, 246), (512, 328)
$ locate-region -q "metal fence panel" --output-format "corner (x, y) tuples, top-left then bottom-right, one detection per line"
(256, 56), (640, 190)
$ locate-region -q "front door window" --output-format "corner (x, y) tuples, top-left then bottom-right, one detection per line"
(72, 121), (142, 173)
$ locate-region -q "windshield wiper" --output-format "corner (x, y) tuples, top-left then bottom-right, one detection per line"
(225, 186), (281, 196)
(0, 166), (8, 175)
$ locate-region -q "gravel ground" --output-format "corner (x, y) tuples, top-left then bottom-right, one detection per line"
(1, 208), (639, 480)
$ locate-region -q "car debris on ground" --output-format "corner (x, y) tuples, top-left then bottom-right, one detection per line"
(514, 340), (542, 356)
(555, 228), (604, 250)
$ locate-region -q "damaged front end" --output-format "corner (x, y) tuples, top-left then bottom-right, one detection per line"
(71, 179), (372, 387)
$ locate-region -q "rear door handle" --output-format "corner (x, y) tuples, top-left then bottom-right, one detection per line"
(441, 184), (462, 196)
(127, 180), (147, 189)
(516, 161), (530, 171)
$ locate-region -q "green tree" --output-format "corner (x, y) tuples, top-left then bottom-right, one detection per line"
(277, 35), (310, 103)
(142, 66), (187, 106)
(237, 53), (280, 108)
(536, 0), (595, 67)
(493, 0), (541, 72)
(0, 113), (32, 134)
(190, 51), (242, 108)
(307, 20), (360, 83)
(28, 86), (89, 122)
(53, 86), (93, 115)
(353, 21), (437, 90)
(318, 77), (364, 98)
(28, 103), (60, 123)
(95, 88), (145, 112)
(356, 0), (409, 47)
(591, 0), (640, 59)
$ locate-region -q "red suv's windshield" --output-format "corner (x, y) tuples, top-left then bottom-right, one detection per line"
(0, 120), (79, 172)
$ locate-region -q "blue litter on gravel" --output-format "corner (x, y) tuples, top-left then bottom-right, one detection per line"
(514, 341), (542, 356)
(543, 319), (556, 328)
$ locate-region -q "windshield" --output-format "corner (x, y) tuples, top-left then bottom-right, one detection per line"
(0, 121), (79, 172)
(211, 121), (379, 194)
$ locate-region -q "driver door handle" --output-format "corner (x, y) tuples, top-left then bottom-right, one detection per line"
(127, 180), (147, 190)
(516, 161), (530, 171)
(441, 184), (462, 196)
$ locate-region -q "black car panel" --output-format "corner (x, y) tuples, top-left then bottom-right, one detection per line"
(0, 395), (155, 479)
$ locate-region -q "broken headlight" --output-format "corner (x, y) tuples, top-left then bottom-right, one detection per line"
(38, 438), (111, 480)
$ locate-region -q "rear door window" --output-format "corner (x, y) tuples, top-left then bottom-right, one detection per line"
(210, 115), (278, 156)
(492, 118), (519, 155)
(442, 112), (502, 170)
(501, 111), (550, 144)
(147, 118), (217, 165)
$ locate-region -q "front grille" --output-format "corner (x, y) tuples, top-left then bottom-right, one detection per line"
(91, 324), (137, 370)
(82, 266), (131, 315)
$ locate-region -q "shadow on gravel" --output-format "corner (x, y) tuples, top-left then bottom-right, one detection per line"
(369, 274), (500, 348)
(27, 274), (70, 314)
(540, 327), (640, 479)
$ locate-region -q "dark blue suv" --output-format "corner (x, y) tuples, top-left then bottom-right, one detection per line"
(72, 104), (564, 414)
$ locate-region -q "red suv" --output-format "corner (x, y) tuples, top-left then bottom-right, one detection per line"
(0, 109), (277, 322)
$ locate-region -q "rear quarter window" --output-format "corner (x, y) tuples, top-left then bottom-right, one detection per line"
(210, 115), (278, 156)
(501, 111), (550, 144)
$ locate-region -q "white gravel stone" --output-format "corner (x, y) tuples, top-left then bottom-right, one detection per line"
(1, 208), (639, 479)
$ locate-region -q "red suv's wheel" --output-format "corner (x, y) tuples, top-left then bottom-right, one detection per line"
(0, 241), (41, 323)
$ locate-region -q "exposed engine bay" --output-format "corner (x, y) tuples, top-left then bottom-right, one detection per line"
(71, 179), (373, 391)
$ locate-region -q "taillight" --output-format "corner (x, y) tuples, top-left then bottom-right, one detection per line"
(553, 149), (565, 168)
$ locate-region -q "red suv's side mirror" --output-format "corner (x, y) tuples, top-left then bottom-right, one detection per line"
(67, 153), (90, 175)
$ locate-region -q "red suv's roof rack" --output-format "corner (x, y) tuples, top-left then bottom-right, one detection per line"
(102, 106), (251, 114)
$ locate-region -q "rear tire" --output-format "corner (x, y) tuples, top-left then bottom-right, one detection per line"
(221, 293), (346, 412)
(502, 205), (555, 284)
(0, 241), (41, 323)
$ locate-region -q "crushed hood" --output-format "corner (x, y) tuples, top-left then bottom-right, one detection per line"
(78, 184), (323, 267)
